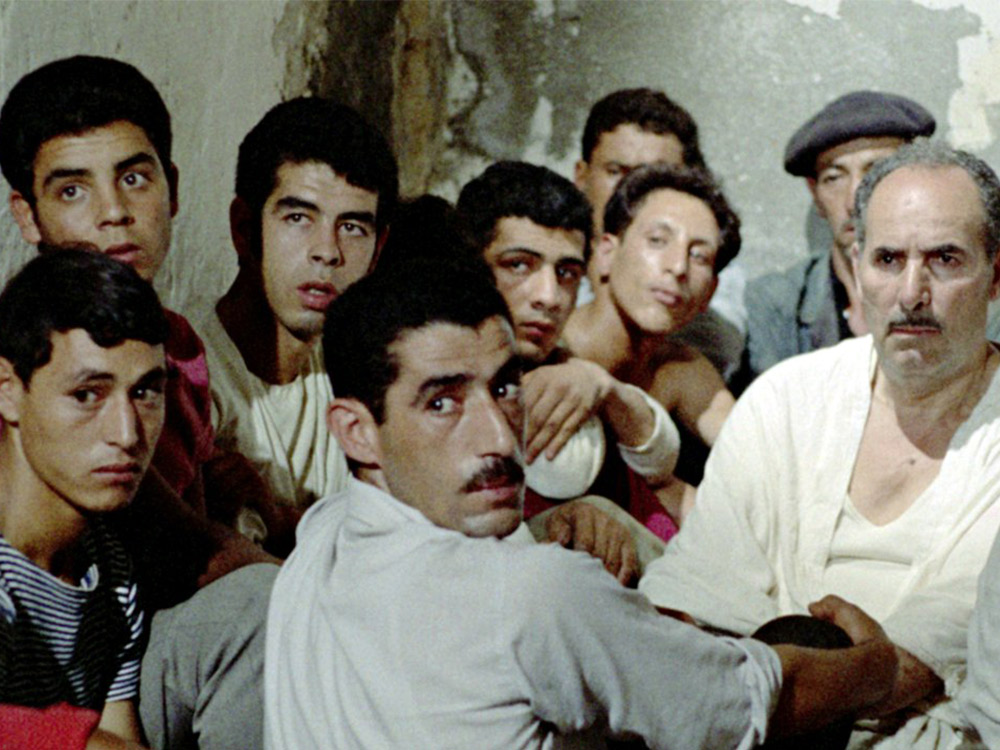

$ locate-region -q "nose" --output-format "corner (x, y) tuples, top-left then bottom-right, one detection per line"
(104, 395), (142, 454)
(899, 261), (931, 311)
(471, 393), (519, 459)
(530, 266), (561, 311)
(98, 185), (133, 227)
(664, 241), (689, 278)
(311, 231), (344, 267)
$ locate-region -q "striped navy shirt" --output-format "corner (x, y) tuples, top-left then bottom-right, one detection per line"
(0, 521), (143, 709)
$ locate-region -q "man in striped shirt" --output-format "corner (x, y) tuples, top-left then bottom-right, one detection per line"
(0, 250), (168, 749)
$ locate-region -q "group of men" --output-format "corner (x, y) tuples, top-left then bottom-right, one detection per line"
(3, 51), (1000, 750)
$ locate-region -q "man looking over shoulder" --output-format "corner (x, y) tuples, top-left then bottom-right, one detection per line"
(575, 87), (746, 380)
(265, 257), (898, 750)
(565, 164), (742, 519)
(641, 141), (1000, 748)
(744, 91), (936, 379)
(455, 161), (680, 557)
(0, 250), (166, 750)
(201, 97), (397, 544)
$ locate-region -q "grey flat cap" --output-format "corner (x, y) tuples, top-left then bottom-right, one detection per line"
(784, 91), (936, 177)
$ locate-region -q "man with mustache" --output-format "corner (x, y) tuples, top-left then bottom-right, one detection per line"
(743, 91), (935, 380)
(641, 141), (1000, 748)
(265, 257), (900, 749)
(198, 98), (397, 547)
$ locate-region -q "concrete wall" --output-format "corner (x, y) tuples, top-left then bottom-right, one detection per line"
(2, 0), (1000, 311)
(0, 0), (320, 313)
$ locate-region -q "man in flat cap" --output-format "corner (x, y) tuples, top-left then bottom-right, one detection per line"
(742, 91), (935, 379)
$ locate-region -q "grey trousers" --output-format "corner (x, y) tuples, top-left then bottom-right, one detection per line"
(139, 563), (279, 750)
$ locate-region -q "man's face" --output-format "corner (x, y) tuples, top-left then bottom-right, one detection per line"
(259, 161), (380, 345)
(483, 216), (587, 363)
(809, 136), (905, 256)
(854, 165), (1000, 384)
(600, 188), (720, 335)
(575, 124), (684, 235)
(12, 120), (176, 282)
(375, 316), (524, 539)
(0, 329), (166, 517)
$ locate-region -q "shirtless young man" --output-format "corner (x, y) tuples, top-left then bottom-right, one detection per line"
(455, 161), (680, 567)
(564, 164), (741, 518)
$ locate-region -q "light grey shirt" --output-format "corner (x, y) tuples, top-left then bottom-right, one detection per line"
(265, 478), (781, 749)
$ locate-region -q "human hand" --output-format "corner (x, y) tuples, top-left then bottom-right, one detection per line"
(544, 499), (638, 585)
(523, 358), (613, 463)
(808, 594), (889, 646)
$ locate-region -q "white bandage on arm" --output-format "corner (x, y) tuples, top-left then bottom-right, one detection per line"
(617, 386), (680, 484)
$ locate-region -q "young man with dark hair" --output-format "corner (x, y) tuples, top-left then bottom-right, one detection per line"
(456, 161), (679, 564)
(0, 55), (272, 605)
(198, 97), (398, 543)
(0, 250), (167, 750)
(565, 163), (741, 520)
(265, 257), (899, 749)
(575, 87), (746, 382)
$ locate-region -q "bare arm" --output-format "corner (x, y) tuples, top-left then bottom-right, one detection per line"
(522, 358), (654, 463)
(91, 701), (146, 748)
(543, 499), (639, 585)
(650, 351), (734, 447)
(769, 595), (899, 739)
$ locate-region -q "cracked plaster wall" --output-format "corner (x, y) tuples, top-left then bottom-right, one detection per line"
(433, 0), (1000, 276)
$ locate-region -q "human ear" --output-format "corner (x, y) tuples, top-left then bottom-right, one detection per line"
(168, 162), (180, 218)
(573, 160), (589, 191)
(9, 191), (42, 246)
(593, 233), (618, 283)
(327, 398), (381, 467)
(0, 358), (24, 424)
(229, 196), (255, 261)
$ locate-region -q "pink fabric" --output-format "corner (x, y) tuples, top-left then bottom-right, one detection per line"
(153, 309), (215, 515)
(0, 702), (100, 750)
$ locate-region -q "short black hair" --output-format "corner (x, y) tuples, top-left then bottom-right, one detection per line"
(235, 97), (398, 233)
(0, 55), (172, 202)
(374, 194), (462, 272)
(455, 161), (593, 262)
(604, 164), (741, 273)
(0, 250), (169, 385)
(581, 88), (705, 170)
(324, 258), (510, 424)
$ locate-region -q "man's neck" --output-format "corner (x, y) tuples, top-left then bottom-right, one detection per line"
(0, 440), (88, 581)
(217, 273), (316, 385)
(875, 343), (998, 436)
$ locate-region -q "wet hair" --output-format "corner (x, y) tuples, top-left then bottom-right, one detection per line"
(0, 250), (168, 385)
(325, 257), (509, 424)
(603, 163), (741, 272)
(235, 97), (398, 233)
(854, 139), (1000, 259)
(0, 55), (173, 203)
(581, 88), (705, 169)
(455, 161), (593, 262)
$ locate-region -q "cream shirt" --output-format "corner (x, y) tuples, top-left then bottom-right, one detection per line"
(640, 336), (1000, 749)
(197, 309), (349, 510)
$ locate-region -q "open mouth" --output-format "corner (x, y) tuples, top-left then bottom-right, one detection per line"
(298, 282), (338, 311)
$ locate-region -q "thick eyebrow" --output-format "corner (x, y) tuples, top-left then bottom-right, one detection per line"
(274, 196), (320, 213)
(497, 247), (585, 267)
(338, 210), (376, 227)
(41, 151), (157, 190)
(411, 373), (470, 407)
(490, 355), (524, 389)
(134, 366), (168, 389)
(68, 364), (167, 389)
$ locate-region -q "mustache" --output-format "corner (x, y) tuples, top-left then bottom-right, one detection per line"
(888, 313), (941, 331)
(461, 456), (524, 493)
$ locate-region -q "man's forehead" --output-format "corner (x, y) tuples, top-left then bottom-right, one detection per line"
(593, 124), (684, 166)
(270, 160), (378, 205)
(814, 135), (906, 174)
(37, 328), (164, 380)
(492, 216), (586, 260)
(389, 317), (514, 381)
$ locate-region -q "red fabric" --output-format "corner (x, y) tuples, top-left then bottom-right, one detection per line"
(0, 702), (100, 750)
(153, 309), (215, 516)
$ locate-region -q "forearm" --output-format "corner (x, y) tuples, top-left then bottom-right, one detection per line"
(865, 646), (942, 717)
(769, 639), (897, 739)
(601, 380), (655, 447)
